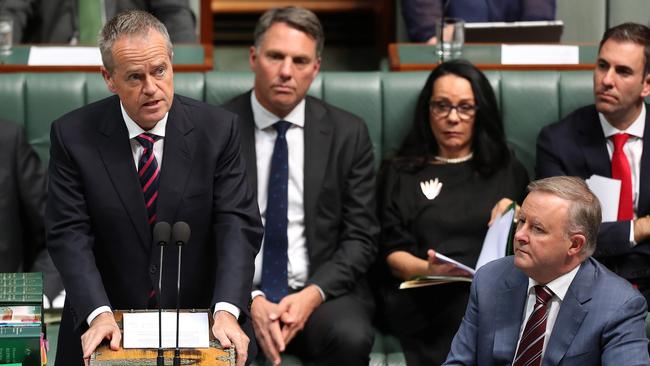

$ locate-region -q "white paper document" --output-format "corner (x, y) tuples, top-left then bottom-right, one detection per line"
(586, 174), (621, 222)
(475, 208), (515, 271)
(501, 44), (579, 65)
(28, 46), (102, 66)
(435, 252), (476, 276)
(123, 311), (210, 349)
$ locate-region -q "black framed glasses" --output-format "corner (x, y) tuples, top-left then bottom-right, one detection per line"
(429, 100), (478, 120)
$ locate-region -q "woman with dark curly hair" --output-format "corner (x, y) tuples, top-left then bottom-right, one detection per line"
(378, 60), (529, 365)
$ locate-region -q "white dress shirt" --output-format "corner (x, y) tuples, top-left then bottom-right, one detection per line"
(599, 103), (645, 244)
(514, 264), (581, 361)
(87, 102), (239, 326)
(250, 92), (314, 299)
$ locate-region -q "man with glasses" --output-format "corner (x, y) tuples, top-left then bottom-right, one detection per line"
(536, 22), (650, 305)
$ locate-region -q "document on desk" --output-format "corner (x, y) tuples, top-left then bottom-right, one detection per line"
(475, 206), (516, 271)
(501, 44), (579, 64)
(123, 311), (210, 349)
(586, 174), (620, 222)
(28, 46), (102, 66)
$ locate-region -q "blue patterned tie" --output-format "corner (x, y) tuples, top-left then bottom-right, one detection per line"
(135, 133), (161, 226)
(261, 121), (291, 303)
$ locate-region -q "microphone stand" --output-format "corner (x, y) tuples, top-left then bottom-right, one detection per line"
(153, 222), (171, 366)
(171, 222), (190, 366)
(438, 0), (451, 63)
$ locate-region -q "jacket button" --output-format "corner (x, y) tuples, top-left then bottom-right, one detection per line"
(149, 264), (157, 274)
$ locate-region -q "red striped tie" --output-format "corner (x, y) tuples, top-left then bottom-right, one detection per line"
(513, 285), (553, 366)
(135, 133), (161, 226)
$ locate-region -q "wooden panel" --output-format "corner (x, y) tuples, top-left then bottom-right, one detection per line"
(212, 0), (381, 13)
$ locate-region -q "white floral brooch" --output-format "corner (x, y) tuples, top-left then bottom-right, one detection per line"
(420, 178), (443, 200)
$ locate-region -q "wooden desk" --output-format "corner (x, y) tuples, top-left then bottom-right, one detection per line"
(389, 43), (598, 71)
(0, 44), (213, 72)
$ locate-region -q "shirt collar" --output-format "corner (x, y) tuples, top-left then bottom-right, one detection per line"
(250, 90), (305, 130)
(527, 263), (581, 302)
(599, 103), (646, 139)
(121, 102), (168, 139)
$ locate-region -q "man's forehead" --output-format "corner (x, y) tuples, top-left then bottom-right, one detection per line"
(599, 40), (645, 65)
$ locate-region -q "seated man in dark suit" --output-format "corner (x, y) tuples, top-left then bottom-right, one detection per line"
(45, 10), (262, 366)
(222, 6), (379, 366)
(444, 176), (649, 366)
(536, 22), (650, 304)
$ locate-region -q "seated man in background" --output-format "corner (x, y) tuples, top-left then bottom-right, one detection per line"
(444, 176), (650, 366)
(402, 0), (556, 43)
(536, 22), (650, 304)
(1, 0), (196, 44)
(223, 6), (378, 366)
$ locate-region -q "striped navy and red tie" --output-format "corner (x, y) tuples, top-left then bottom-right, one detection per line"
(513, 285), (554, 366)
(135, 133), (161, 226)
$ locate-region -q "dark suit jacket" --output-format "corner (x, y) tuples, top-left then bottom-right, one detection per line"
(3, 0), (196, 43)
(536, 104), (650, 279)
(46, 94), (262, 364)
(444, 256), (650, 365)
(0, 120), (46, 272)
(401, 0), (556, 42)
(222, 91), (379, 300)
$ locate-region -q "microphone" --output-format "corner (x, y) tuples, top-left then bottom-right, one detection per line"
(152, 221), (171, 366)
(171, 222), (190, 366)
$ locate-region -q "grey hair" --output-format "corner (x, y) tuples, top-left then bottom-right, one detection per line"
(527, 176), (602, 257)
(99, 10), (173, 74)
(253, 6), (324, 58)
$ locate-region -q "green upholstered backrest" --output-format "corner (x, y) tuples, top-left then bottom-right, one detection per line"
(0, 70), (596, 175)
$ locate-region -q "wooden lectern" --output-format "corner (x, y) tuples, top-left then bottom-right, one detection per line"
(90, 310), (235, 366)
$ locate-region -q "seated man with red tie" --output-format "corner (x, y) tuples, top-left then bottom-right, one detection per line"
(536, 22), (650, 304)
(444, 176), (649, 365)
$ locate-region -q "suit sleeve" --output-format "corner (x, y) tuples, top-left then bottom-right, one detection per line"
(401, 0), (442, 42)
(210, 114), (263, 316)
(443, 270), (480, 365)
(601, 293), (650, 365)
(521, 0), (556, 20)
(306, 120), (379, 299)
(148, 0), (197, 43)
(14, 124), (47, 270)
(46, 121), (110, 329)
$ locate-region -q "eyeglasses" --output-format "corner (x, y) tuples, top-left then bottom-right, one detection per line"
(429, 100), (478, 120)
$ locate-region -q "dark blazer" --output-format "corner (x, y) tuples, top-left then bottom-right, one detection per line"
(444, 256), (650, 366)
(536, 104), (650, 279)
(3, 0), (196, 44)
(401, 0), (556, 42)
(222, 91), (379, 299)
(46, 94), (262, 365)
(0, 120), (46, 272)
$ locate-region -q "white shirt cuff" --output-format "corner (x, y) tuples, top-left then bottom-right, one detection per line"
(630, 220), (637, 246)
(312, 284), (326, 301)
(87, 306), (112, 326)
(251, 290), (265, 300)
(213, 302), (240, 320)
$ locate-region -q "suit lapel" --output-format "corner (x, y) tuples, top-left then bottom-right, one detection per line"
(576, 108), (611, 177)
(157, 96), (195, 224)
(303, 97), (333, 241)
(542, 260), (594, 366)
(493, 266), (528, 362)
(96, 96), (150, 249)
(637, 104), (650, 215)
(236, 92), (259, 189)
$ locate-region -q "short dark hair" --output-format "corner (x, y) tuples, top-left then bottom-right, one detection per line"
(253, 6), (324, 58)
(99, 10), (172, 74)
(599, 22), (650, 76)
(527, 176), (601, 257)
(395, 59), (509, 176)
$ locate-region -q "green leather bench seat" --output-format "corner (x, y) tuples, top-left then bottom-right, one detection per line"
(0, 70), (597, 366)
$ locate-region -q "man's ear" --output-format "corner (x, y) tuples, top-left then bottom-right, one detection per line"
(249, 46), (257, 71)
(641, 72), (650, 98)
(101, 67), (117, 94)
(567, 233), (586, 257)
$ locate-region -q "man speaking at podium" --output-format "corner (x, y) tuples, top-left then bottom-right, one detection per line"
(45, 10), (263, 366)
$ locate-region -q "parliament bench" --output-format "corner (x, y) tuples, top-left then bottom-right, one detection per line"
(0, 69), (596, 366)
